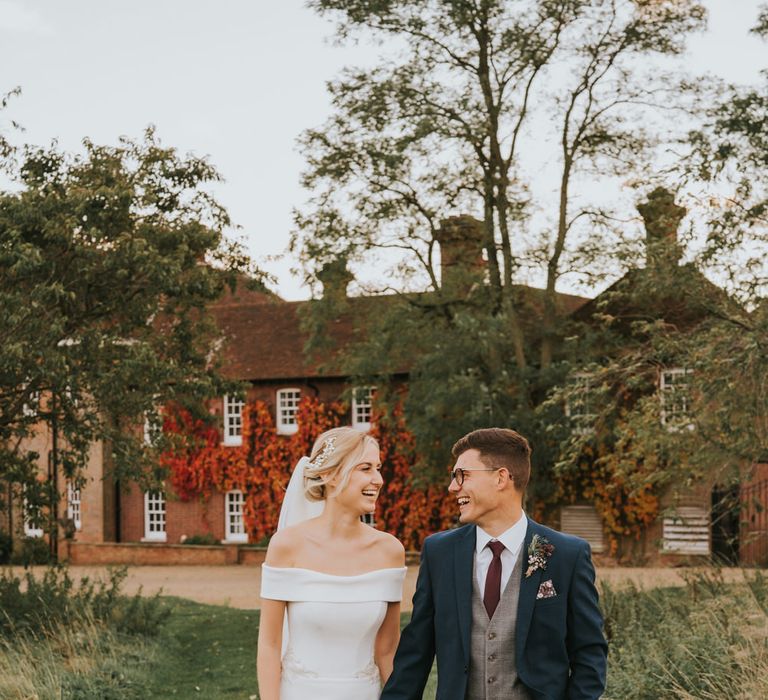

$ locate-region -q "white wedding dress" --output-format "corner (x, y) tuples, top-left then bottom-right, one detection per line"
(261, 564), (407, 700)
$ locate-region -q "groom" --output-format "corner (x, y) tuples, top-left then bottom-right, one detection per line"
(381, 428), (607, 699)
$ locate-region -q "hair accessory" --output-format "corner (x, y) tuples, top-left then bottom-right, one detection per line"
(312, 437), (337, 469)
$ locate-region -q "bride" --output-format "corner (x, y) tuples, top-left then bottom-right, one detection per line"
(257, 427), (407, 700)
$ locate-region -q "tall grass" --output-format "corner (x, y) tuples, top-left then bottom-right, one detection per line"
(4, 565), (767, 698)
(603, 569), (768, 699)
(0, 566), (170, 699)
(0, 612), (154, 699)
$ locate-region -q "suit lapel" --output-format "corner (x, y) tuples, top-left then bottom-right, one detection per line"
(516, 519), (544, 655)
(454, 525), (476, 664)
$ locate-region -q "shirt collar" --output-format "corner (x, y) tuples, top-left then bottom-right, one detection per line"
(476, 511), (528, 555)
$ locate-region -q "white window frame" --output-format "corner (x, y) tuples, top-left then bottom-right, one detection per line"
(143, 412), (163, 446)
(66, 482), (82, 531)
(224, 490), (248, 543)
(352, 386), (375, 431)
(564, 373), (595, 434)
(22, 387), (40, 418)
(223, 395), (245, 446)
(660, 367), (694, 430)
(143, 491), (167, 542)
(23, 496), (44, 538)
(64, 384), (79, 408)
(276, 388), (301, 435)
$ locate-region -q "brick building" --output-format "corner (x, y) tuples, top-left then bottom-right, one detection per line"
(10, 195), (766, 565)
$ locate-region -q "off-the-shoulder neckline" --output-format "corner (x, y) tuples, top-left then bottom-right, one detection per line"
(262, 564), (406, 578)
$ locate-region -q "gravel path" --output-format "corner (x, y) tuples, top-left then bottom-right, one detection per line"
(5, 564), (750, 611)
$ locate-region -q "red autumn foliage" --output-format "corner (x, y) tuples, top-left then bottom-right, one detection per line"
(370, 404), (457, 549)
(555, 440), (659, 556)
(160, 397), (457, 548)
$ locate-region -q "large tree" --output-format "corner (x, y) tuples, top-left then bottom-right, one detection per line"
(293, 0), (707, 484)
(550, 7), (768, 533)
(0, 128), (261, 551)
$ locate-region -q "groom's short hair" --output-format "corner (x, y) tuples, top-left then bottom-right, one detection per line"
(451, 428), (531, 492)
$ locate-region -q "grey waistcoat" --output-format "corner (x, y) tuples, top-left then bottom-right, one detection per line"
(466, 548), (532, 700)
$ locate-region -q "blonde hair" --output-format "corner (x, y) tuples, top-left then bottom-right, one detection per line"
(304, 427), (378, 501)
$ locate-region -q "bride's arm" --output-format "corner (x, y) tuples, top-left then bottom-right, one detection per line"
(258, 532), (295, 700)
(375, 533), (407, 683)
(257, 598), (285, 700)
(375, 600), (402, 684)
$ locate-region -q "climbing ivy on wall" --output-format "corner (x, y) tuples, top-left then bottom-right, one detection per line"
(160, 397), (457, 549)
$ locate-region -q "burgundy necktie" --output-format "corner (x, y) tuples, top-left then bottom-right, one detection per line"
(483, 540), (505, 618)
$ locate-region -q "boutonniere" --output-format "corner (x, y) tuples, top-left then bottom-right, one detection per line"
(525, 534), (555, 577)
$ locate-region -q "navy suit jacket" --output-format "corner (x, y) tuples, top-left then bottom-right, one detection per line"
(381, 519), (607, 700)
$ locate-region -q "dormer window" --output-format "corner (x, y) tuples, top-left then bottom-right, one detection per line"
(660, 368), (693, 429)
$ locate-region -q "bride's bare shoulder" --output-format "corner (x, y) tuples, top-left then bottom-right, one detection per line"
(264, 523), (311, 566)
(370, 529), (406, 567)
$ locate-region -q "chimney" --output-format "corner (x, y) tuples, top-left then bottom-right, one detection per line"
(637, 187), (686, 269)
(317, 258), (353, 301)
(435, 215), (485, 296)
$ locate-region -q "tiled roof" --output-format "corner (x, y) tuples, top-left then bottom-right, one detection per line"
(211, 287), (590, 382)
(211, 298), (357, 381)
(570, 265), (739, 330)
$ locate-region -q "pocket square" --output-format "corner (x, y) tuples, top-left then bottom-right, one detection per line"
(536, 579), (557, 599)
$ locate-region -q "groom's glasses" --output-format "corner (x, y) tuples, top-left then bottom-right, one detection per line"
(451, 467), (501, 487)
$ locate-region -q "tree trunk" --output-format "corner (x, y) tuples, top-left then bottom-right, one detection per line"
(541, 153), (573, 368)
(48, 390), (59, 563)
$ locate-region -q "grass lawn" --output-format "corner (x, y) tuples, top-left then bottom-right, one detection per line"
(144, 598), (259, 698)
(143, 598), (436, 699)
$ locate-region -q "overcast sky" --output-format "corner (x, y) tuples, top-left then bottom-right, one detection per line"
(1, 1), (765, 300)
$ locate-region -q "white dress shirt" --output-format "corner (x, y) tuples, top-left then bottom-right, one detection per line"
(474, 512), (528, 594)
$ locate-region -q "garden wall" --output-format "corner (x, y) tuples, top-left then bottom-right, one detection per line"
(65, 541), (267, 566)
(65, 541), (421, 566)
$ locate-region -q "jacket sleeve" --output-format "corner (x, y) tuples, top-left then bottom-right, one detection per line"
(380, 539), (436, 699)
(566, 542), (608, 699)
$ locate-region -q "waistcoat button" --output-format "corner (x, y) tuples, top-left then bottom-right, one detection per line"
(488, 632), (496, 640)
(488, 653), (496, 661)
(488, 676), (496, 683)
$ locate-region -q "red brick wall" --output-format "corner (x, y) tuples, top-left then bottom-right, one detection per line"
(66, 541), (244, 565)
(118, 378), (379, 546)
(120, 482), (228, 544)
(740, 462), (768, 566)
(208, 379), (352, 430)
(167, 492), (226, 544)
(66, 542), (408, 566)
(120, 482), (145, 542)
(73, 440), (107, 544)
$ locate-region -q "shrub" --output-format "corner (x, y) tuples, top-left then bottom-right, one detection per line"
(0, 565), (170, 639)
(0, 566), (170, 698)
(0, 612), (154, 699)
(10, 536), (52, 565)
(181, 533), (220, 545)
(603, 570), (768, 699)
